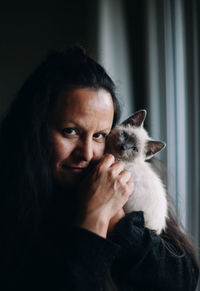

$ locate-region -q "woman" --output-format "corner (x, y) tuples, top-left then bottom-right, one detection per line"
(0, 45), (199, 290)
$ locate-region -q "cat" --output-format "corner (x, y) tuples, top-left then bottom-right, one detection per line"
(106, 109), (168, 235)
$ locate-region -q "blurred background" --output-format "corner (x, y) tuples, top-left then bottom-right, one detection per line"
(0, 0), (199, 266)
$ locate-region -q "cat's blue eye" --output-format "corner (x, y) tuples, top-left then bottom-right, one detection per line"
(132, 146), (138, 152)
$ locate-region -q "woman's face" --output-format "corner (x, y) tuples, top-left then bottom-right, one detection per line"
(51, 87), (114, 189)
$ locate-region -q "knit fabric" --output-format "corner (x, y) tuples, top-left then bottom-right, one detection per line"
(1, 211), (199, 290)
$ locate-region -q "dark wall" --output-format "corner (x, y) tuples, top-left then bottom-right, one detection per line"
(0, 0), (98, 117)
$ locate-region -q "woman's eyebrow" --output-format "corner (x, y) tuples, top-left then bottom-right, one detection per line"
(61, 120), (82, 127)
(61, 120), (111, 132)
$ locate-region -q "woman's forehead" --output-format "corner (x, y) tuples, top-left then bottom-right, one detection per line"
(56, 88), (113, 114)
(54, 87), (114, 127)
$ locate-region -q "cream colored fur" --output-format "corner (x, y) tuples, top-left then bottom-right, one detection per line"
(106, 113), (168, 235)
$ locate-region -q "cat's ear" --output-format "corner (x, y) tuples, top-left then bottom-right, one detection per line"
(146, 140), (166, 160)
(121, 109), (147, 127)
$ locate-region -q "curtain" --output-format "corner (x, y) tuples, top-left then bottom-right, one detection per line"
(97, 0), (134, 121)
(97, 0), (200, 263)
(145, 0), (200, 259)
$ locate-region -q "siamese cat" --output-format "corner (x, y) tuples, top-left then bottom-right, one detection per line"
(106, 110), (168, 235)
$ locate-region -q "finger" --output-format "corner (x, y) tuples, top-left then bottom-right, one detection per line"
(117, 178), (134, 199)
(126, 180), (134, 195)
(109, 161), (125, 176)
(97, 154), (115, 171)
(118, 169), (132, 183)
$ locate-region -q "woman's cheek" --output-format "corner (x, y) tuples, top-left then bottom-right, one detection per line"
(94, 143), (106, 160)
(51, 134), (73, 163)
(57, 139), (75, 160)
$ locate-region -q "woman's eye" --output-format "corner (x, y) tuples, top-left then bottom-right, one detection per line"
(62, 128), (77, 135)
(93, 132), (107, 140)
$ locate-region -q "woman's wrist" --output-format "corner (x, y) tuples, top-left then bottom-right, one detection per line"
(80, 213), (109, 238)
(108, 209), (125, 234)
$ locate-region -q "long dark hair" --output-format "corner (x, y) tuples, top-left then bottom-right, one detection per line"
(0, 45), (120, 234)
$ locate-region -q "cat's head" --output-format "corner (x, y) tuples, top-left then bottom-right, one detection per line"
(106, 110), (166, 162)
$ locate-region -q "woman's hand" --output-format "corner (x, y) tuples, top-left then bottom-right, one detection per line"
(78, 154), (134, 238)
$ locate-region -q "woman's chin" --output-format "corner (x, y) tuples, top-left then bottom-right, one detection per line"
(55, 172), (83, 191)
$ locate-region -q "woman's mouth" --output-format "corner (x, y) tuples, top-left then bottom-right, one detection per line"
(62, 165), (87, 173)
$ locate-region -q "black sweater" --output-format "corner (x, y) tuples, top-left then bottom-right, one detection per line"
(1, 211), (199, 291)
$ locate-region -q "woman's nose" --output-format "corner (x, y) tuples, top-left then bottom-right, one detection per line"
(78, 137), (94, 162)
